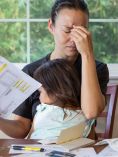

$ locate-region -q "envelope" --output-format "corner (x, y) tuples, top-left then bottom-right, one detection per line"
(57, 121), (86, 144)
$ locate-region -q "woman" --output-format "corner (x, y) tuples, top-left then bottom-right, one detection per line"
(0, 0), (109, 138)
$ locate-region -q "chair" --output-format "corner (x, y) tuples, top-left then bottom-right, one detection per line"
(95, 84), (118, 140)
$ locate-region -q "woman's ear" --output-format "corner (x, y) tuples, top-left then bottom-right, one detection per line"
(48, 19), (54, 35)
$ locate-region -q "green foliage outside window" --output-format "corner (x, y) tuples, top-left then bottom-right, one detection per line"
(0, 0), (118, 63)
(0, 22), (27, 62)
(30, 22), (54, 62)
(87, 0), (118, 63)
(0, 0), (26, 18)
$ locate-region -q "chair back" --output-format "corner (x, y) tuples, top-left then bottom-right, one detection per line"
(95, 84), (118, 139)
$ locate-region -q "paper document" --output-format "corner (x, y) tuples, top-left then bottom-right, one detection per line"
(0, 56), (41, 117)
(73, 147), (97, 157)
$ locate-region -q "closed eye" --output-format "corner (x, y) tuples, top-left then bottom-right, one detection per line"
(64, 30), (71, 33)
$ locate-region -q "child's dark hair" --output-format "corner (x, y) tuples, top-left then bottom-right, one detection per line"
(34, 59), (81, 109)
(51, 0), (89, 25)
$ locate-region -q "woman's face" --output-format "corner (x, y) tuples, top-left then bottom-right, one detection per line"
(39, 86), (55, 104)
(48, 8), (89, 58)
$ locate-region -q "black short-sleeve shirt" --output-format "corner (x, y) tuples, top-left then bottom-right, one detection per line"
(13, 53), (109, 121)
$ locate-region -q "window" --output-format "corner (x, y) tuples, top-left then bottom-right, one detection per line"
(0, 0), (118, 66)
(87, 0), (118, 63)
(0, 0), (54, 63)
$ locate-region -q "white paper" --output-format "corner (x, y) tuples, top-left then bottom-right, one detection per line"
(0, 56), (41, 118)
(72, 147), (97, 157)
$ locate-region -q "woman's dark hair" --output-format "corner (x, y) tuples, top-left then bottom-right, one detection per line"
(51, 0), (89, 25)
(34, 59), (81, 109)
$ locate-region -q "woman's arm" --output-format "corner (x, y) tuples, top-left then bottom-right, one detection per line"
(71, 26), (106, 119)
(81, 53), (105, 119)
(0, 115), (32, 138)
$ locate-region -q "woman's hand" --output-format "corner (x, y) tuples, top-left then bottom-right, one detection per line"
(70, 25), (93, 57)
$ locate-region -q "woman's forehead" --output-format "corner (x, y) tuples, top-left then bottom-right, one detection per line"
(55, 8), (88, 28)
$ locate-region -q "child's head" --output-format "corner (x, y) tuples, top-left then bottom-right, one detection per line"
(34, 59), (81, 109)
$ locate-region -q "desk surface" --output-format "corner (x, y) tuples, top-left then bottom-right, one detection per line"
(0, 139), (107, 156)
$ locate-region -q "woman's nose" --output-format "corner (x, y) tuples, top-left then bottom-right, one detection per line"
(69, 33), (74, 43)
(68, 39), (75, 46)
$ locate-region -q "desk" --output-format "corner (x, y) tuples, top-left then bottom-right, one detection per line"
(0, 139), (107, 157)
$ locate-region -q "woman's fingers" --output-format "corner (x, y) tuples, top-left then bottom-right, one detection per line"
(73, 25), (90, 35)
(70, 26), (93, 55)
